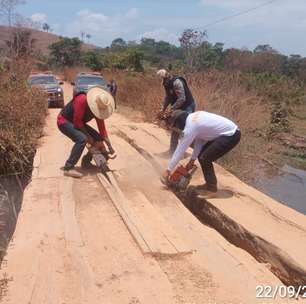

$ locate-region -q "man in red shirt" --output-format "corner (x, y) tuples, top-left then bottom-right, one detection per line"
(57, 86), (115, 178)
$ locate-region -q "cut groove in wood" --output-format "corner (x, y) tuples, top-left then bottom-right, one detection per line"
(97, 173), (193, 256)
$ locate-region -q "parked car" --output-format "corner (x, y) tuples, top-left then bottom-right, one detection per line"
(28, 73), (64, 108)
(72, 72), (108, 96)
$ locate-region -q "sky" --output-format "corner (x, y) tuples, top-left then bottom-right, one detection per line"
(17, 0), (306, 56)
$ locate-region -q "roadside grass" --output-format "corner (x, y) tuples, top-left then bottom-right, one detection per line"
(0, 62), (47, 177)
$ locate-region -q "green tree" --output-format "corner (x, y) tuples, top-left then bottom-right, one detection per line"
(254, 44), (278, 54)
(49, 37), (82, 66)
(111, 38), (127, 51)
(125, 49), (144, 72)
(83, 50), (104, 71)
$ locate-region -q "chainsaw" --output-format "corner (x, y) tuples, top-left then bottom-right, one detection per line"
(163, 165), (197, 192)
(83, 144), (116, 183)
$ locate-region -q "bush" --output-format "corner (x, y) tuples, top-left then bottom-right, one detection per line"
(0, 64), (47, 176)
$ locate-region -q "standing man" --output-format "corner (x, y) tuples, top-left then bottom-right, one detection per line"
(108, 79), (118, 109)
(57, 86), (116, 178)
(162, 110), (241, 195)
(157, 69), (196, 155)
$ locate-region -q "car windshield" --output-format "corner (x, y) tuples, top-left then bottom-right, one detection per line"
(77, 76), (106, 86)
(30, 76), (57, 85)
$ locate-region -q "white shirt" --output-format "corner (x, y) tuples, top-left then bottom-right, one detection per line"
(168, 111), (238, 172)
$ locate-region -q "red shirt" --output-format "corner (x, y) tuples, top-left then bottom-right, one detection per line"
(57, 94), (107, 137)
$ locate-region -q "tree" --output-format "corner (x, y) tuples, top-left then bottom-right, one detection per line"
(254, 44), (278, 54)
(49, 37), (82, 66)
(125, 49), (144, 72)
(179, 28), (207, 69)
(42, 22), (50, 33)
(83, 50), (103, 71)
(86, 33), (91, 43)
(0, 0), (25, 26)
(6, 28), (36, 58)
(110, 38), (127, 51)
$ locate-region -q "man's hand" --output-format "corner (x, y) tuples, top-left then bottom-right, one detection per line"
(94, 141), (107, 152)
(87, 136), (94, 146)
(185, 159), (195, 171)
(160, 170), (171, 187)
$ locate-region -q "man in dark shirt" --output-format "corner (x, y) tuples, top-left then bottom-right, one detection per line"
(157, 69), (196, 155)
(57, 87), (115, 178)
(108, 79), (117, 109)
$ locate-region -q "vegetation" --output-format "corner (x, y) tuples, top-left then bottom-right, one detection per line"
(0, 27), (47, 177)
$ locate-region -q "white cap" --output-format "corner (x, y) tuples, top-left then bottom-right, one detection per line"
(156, 69), (169, 78)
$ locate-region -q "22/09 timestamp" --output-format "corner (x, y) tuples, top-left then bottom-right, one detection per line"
(256, 285), (306, 299)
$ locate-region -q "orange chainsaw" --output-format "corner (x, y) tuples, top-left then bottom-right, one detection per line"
(163, 165), (197, 191)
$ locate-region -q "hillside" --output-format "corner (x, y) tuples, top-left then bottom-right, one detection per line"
(0, 25), (96, 55)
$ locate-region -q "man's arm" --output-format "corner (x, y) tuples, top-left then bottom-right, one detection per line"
(96, 119), (115, 154)
(168, 129), (196, 172)
(172, 79), (186, 110)
(162, 95), (171, 111)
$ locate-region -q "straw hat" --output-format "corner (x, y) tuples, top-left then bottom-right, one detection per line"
(87, 86), (115, 120)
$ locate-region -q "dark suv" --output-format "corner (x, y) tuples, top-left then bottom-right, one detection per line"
(28, 73), (64, 108)
(72, 72), (108, 96)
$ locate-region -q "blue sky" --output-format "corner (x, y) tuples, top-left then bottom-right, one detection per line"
(19, 0), (306, 56)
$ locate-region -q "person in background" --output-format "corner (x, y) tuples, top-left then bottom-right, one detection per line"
(162, 110), (241, 195)
(157, 69), (196, 156)
(108, 79), (118, 109)
(57, 86), (116, 178)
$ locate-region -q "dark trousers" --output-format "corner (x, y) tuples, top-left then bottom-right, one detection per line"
(198, 130), (241, 186)
(170, 103), (196, 154)
(58, 122), (102, 170)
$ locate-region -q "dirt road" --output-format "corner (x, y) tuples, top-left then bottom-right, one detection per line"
(0, 83), (305, 304)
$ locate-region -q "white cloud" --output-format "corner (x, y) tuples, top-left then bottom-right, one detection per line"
(138, 28), (179, 44)
(30, 13), (47, 24)
(64, 8), (140, 45)
(125, 8), (139, 20)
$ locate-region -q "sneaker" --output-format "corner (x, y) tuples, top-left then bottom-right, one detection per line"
(196, 184), (217, 192)
(195, 184), (217, 198)
(64, 168), (83, 178)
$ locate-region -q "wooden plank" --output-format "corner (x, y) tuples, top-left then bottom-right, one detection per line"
(97, 173), (151, 254)
(97, 173), (179, 255)
(131, 191), (193, 255)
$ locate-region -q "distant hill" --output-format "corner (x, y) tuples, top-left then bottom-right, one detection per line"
(0, 25), (96, 55)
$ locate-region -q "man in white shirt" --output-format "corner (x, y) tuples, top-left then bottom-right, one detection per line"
(162, 110), (241, 194)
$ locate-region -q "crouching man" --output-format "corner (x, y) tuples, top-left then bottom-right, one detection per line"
(57, 86), (116, 178)
(162, 110), (241, 195)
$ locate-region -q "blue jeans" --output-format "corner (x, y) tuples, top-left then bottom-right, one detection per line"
(170, 103), (195, 154)
(58, 122), (102, 170)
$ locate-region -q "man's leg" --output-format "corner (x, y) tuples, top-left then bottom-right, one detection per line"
(58, 122), (87, 171)
(170, 131), (179, 155)
(198, 130), (241, 190)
